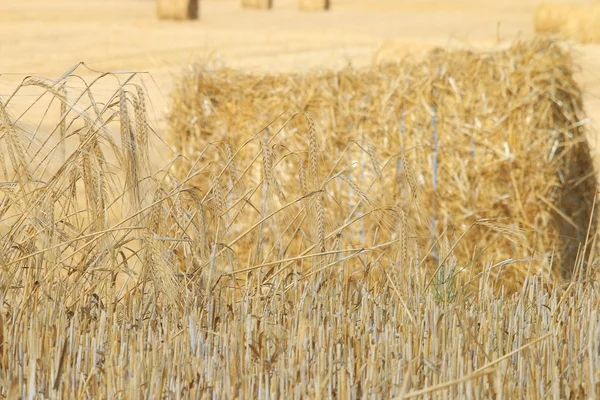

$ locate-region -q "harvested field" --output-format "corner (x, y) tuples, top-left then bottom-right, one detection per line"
(167, 38), (597, 287)
(0, 59), (599, 399)
(561, 5), (600, 44)
(2, 0), (600, 398)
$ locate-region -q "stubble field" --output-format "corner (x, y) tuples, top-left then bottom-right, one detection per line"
(1, 0), (600, 398)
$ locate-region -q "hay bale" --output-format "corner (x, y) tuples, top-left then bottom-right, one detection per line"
(299, 0), (330, 11)
(535, 3), (600, 43)
(534, 3), (571, 34)
(156, 0), (199, 20)
(166, 39), (596, 286)
(241, 0), (272, 9)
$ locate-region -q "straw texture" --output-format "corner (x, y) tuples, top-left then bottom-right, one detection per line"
(166, 38), (597, 287)
(1, 61), (600, 399)
(534, 3), (600, 43)
(534, 3), (571, 34)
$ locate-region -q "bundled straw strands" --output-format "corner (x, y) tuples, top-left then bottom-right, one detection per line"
(156, 0), (199, 20)
(535, 3), (600, 44)
(166, 38), (596, 286)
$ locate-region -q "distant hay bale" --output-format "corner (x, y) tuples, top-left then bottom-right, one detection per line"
(156, 0), (199, 20)
(166, 38), (596, 286)
(299, 0), (330, 11)
(535, 3), (600, 43)
(241, 0), (273, 9)
(534, 3), (571, 34)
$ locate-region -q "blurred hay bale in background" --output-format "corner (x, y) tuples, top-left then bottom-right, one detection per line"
(534, 3), (600, 43)
(241, 0), (273, 9)
(156, 0), (199, 20)
(299, 0), (330, 11)
(166, 38), (596, 286)
(534, 3), (571, 34)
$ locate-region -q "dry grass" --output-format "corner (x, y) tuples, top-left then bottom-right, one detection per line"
(156, 0), (199, 21)
(167, 38), (597, 290)
(534, 3), (600, 43)
(0, 44), (599, 397)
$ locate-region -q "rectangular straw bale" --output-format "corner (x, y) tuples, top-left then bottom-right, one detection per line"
(241, 0), (273, 9)
(156, 0), (199, 20)
(534, 3), (572, 34)
(166, 38), (596, 287)
(535, 3), (600, 43)
(299, 0), (330, 11)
